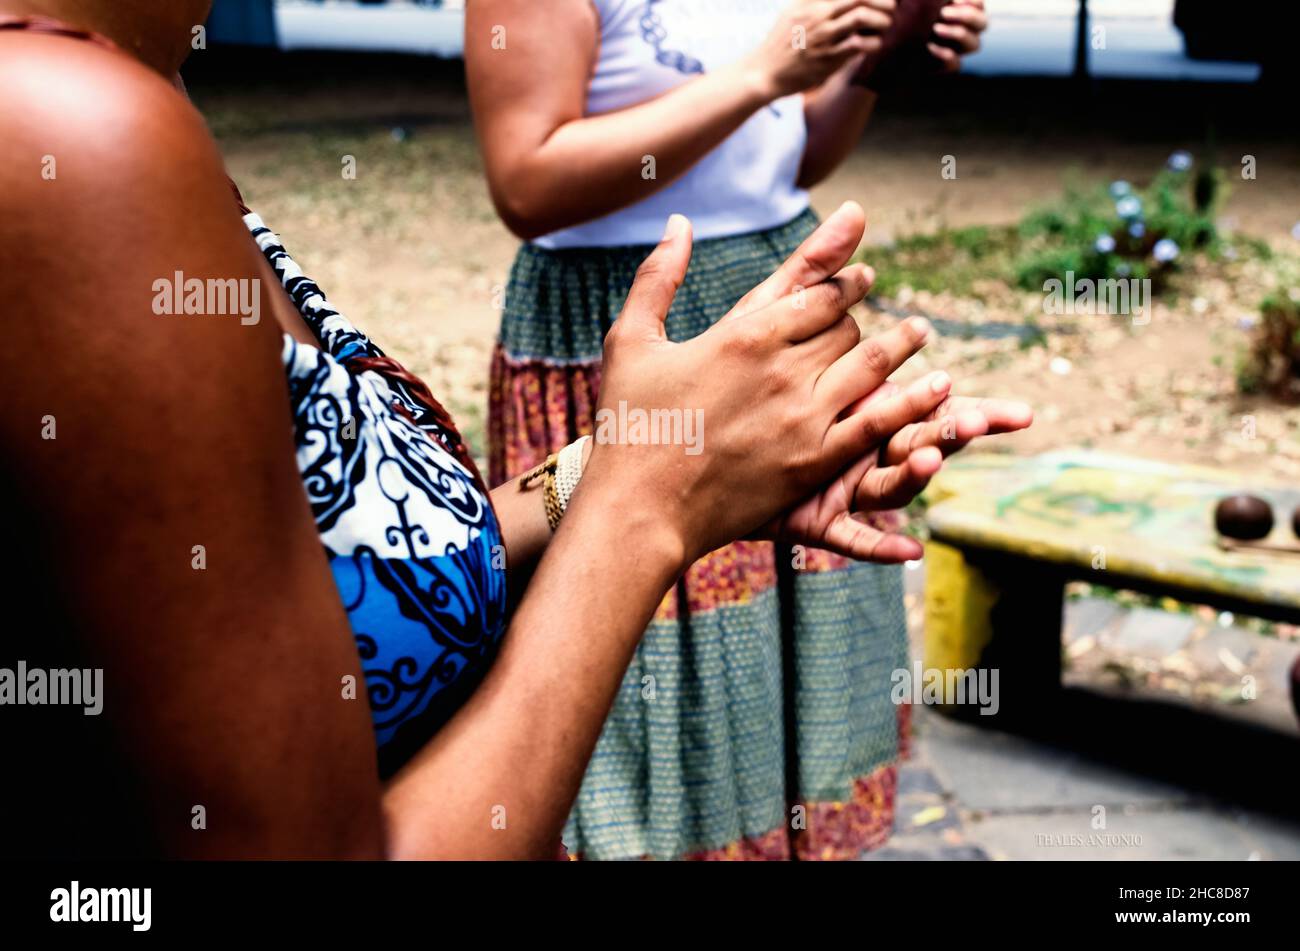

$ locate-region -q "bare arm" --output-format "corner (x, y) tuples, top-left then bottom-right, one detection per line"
(465, 0), (888, 240)
(385, 471), (684, 858)
(799, 60), (880, 188)
(488, 440), (592, 582)
(381, 209), (955, 858)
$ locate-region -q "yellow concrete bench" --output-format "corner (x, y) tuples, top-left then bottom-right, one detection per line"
(922, 451), (1300, 719)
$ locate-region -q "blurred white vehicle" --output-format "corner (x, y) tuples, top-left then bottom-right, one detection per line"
(207, 0), (1260, 82)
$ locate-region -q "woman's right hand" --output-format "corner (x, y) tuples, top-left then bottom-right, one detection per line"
(581, 201), (945, 568)
(748, 0), (897, 99)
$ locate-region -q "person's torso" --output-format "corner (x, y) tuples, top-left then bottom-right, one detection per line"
(534, 0), (810, 249)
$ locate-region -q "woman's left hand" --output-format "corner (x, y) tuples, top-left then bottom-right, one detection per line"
(760, 379), (1032, 563)
(926, 0), (988, 71)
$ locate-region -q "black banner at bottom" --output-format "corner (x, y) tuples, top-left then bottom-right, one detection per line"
(0, 858), (1284, 939)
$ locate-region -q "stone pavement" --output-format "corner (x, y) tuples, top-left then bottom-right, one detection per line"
(870, 574), (1300, 860)
(866, 707), (1300, 860)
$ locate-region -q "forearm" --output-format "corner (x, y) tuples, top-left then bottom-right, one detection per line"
(490, 471), (550, 584)
(487, 61), (774, 240)
(798, 63), (879, 189)
(489, 439), (594, 579)
(381, 471), (684, 859)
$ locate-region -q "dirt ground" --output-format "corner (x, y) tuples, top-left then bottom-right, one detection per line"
(188, 54), (1300, 478)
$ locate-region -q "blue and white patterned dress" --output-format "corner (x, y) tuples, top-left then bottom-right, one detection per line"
(247, 213), (508, 776)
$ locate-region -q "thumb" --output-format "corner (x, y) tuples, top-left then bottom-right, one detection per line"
(617, 215), (693, 341)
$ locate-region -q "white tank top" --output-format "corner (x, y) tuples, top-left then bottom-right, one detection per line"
(533, 0), (810, 249)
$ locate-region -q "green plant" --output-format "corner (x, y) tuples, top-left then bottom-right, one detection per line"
(864, 224), (1020, 299)
(1013, 152), (1221, 293)
(1239, 265), (1300, 399)
(865, 154), (1227, 309)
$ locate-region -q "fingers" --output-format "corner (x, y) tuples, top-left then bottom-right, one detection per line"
(932, 23), (981, 55)
(855, 444), (943, 512)
(967, 397), (1034, 434)
(827, 3), (894, 43)
(932, 3), (987, 57)
(940, 2), (989, 32)
(816, 514), (924, 564)
(863, 379), (899, 402)
(882, 409), (988, 465)
(825, 0), (872, 18)
(830, 32), (883, 59)
(884, 395), (1034, 463)
(614, 214), (693, 343)
(728, 201), (867, 318)
(806, 311), (863, 365)
(815, 316), (932, 411)
(844, 378), (898, 417)
(750, 262), (873, 344)
(881, 395), (1033, 465)
(824, 366), (950, 464)
(926, 42), (962, 71)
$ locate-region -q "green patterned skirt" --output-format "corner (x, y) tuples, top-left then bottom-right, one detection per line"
(489, 209), (911, 860)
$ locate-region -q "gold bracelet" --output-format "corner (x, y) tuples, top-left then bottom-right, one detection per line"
(520, 452), (564, 532)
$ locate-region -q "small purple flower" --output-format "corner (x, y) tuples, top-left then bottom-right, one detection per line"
(1109, 180), (1133, 199)
(1292, 221), (1300, 241)
(1167, 151), (1193, 172)
(1095, 234), (1116, 254)
(1116, 196), (1143, 220)
(1153, 238), (1180, 263)
(1129, 222), (1146, 239)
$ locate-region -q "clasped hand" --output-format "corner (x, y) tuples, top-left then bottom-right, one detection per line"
(584, 201), (1031, 568)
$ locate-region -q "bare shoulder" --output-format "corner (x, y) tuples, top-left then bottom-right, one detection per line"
(0, 32), (232, 235)
(0, 31), (273, 350)
(0, 29), (287, 465)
